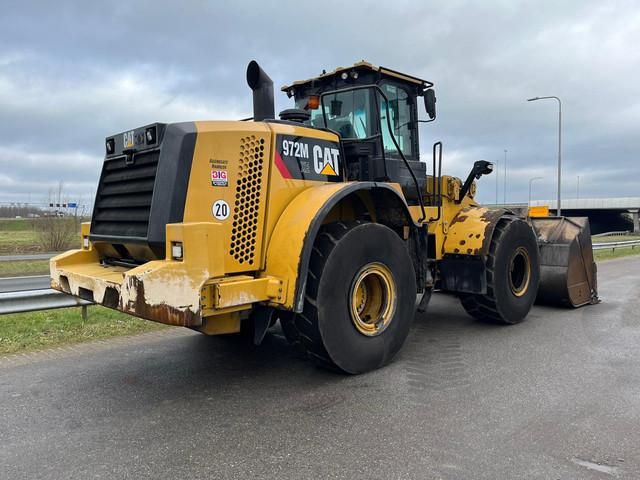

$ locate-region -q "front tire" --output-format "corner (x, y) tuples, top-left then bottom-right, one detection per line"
(460, 218), (540, 324)
(281, 221), (417, 374)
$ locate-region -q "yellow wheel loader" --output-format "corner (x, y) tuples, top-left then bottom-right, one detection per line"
(50, 61), (598, 374)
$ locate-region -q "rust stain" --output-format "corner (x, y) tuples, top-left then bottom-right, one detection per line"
(120, 277), (201, 327)
(448, 213), (468, 228)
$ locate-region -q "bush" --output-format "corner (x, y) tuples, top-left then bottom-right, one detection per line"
(32, 217), (79, 252)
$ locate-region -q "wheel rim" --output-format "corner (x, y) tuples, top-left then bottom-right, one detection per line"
(349, 262), (397, 336)
(508, 247), (531, 297)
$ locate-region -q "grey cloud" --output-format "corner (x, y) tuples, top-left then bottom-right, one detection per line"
(1, 0), (638, 206)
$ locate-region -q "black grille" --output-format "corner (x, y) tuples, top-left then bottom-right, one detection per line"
(92, 150), (159, 238)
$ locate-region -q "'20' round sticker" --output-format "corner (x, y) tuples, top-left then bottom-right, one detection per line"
(212, 200), (230, 220)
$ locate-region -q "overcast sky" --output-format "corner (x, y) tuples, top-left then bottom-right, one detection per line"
(1, 0), (638, 207)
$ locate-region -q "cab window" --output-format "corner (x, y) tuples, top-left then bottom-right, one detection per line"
(379, 83), (414, 158)
(297, 90), (375, 139)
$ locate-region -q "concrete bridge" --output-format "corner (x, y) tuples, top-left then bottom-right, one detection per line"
(499, 197), (640, 233)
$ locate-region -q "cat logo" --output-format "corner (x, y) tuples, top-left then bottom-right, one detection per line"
(312, 145), (340, 176)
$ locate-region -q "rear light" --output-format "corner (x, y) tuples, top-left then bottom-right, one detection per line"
(171, 243), (183, 260)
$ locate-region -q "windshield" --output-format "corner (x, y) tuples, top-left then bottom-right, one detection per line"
(296, 89), (375, 139)
(295, 83), (415, 158)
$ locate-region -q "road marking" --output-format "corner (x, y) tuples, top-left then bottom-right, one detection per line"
(571, 457), (619, 476)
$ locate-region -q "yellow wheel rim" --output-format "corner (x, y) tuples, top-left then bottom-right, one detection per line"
(508, 247), (531, 297)
(349, 262), (397, 336)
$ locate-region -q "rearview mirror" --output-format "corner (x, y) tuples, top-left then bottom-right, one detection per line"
(424, 89), (436, 119)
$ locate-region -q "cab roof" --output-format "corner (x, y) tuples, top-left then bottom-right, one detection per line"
(281, 60), (433, 92)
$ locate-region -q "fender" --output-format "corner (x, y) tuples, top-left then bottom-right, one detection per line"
(439, 207), (514, 294)
(443, 207), (512, 258)
(263, 181), (415, 312)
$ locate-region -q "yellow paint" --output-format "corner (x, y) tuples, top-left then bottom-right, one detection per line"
(194, 312), (241, 335)
(407, 175), (482, 260)
(204, 275), (285, 309)
(441, 207), (493, 257)
(185, 121), (272, 274)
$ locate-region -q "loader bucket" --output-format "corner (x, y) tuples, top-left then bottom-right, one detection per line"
(530, 216), (599, 307)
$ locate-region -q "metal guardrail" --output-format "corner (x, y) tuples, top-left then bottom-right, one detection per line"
(592, 239), (640, 251)
(0, 274), (92, 316)
(0, 252), (58, 262)
(592, 231), (631, 237)
(0, 288), (91, 315)
(0, 275), (51, 293)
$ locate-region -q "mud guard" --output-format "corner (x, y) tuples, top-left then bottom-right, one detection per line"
(264, 182), (415, 312)
(530, 216), (599, 307)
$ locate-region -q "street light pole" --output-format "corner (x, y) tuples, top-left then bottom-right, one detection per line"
(495, 158), (499, 204)
(577, 175), (580, 199)
(503, 149), (507, 204)
(527, 96), (562, 216)
(528, 176), (544, 206)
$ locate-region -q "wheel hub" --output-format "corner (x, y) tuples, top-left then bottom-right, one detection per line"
(508, 246), (531, 297)
(349, 262), (397, 336)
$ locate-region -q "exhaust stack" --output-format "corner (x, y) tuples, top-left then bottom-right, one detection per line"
(246, 60), (274, 121)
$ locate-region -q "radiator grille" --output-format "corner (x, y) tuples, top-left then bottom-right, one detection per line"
(230, 135), (265, 265)
(92, 150), (159, 238)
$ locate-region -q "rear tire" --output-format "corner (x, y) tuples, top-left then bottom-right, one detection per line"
(460, 218), (539, 324)
(281, 221), (417, 374)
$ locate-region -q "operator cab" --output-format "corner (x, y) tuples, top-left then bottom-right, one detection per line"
(281, 61), (437, 205)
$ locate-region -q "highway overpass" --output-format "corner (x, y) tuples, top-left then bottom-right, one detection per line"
(499, 197), (640, 233)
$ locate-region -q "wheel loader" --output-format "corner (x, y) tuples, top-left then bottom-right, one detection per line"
(50, 60), (598, 374)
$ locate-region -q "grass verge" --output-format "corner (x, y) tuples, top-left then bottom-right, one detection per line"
(0, 260), (50, 277)
(0, 230), (41, 254)
(594, 246), (640, 262)
(0, 306), (168, 356)
(0, 219), (31, 231)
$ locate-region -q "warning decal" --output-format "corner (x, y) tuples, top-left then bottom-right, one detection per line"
(209, 159), (229, 187)
(275, 134), (343, 182)
(211, 169), (228, 186)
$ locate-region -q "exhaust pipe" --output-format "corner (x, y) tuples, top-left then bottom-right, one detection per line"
(246, 60), (274, 121)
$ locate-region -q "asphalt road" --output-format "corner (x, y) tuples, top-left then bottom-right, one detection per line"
(2, 256), (640, 479)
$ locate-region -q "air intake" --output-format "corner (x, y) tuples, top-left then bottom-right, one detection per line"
(92, 150), (160, 238)
(230, 135), (266, 266)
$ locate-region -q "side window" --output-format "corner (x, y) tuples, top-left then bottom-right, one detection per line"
(379, 83), (414, 157)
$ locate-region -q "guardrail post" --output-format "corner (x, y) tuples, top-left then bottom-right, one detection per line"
(81, 305), (88, 320)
